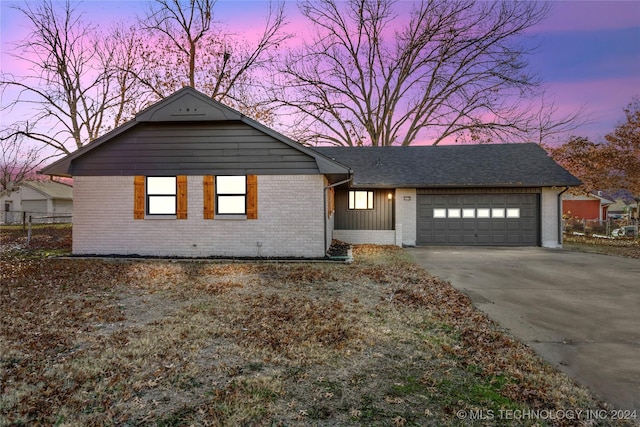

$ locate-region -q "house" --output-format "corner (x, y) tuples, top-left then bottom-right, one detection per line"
(607, 198), (639, 220)
(562, 192), (614, 221)
(40, 87), (350, 257)
(0, 180), (73, 224)
(316, 144), (581, 248)
(40, 87), (580, 257)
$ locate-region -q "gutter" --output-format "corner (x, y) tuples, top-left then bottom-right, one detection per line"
(323, 176), (353, 251)
(558, 187), (569, 246)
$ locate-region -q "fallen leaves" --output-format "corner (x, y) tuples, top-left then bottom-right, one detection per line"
(0, 234), (625, 426)
(564, 234), (640, 259)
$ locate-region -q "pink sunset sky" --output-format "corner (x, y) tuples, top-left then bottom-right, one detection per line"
(1, 0), (639, 146)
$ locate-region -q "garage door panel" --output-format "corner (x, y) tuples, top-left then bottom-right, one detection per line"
(506, 235), (521, 244)
(462, 195), (476, 205)
(491, 235), (506, 244)
(506, 222), (521, 230)
(492, 222), (505, 230)
(433, 222), (447, 230)
(417, 192), (539, 246)
(477, 235), (492, 244)
(506, 194), (522, 204)
(476, 195), (492, 204)
(492, 195), (506, 204)
(432, 195), (450, 204)
(463, 234), (477, 243)
(462, 222), (476, 231)
(477, 220), (491, 230)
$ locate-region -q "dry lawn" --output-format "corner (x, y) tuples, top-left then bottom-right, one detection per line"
(1, 235), (632, 426)
(563, 234), (640, 259)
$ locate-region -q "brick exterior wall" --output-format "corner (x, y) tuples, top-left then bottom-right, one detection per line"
(332, 230), (397, 245)
(73, 175), (326, 257)
(395, 188), (417, 246)
(541, 187), (562, 248)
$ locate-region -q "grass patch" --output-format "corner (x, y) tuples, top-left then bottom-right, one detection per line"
(0, 237), (631, 426)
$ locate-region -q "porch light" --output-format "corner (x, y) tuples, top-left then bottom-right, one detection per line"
(388, 193), (393, 200)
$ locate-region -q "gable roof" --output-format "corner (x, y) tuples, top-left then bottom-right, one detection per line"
(315, 144), (581, 188)
(40, 87), (349, 177)
(16, 180), (73, 200)
(563, 192), (615, 204)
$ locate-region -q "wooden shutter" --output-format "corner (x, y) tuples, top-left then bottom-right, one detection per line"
(328, 187), (335, 218)
(203, 175), (214, 219)
(134, 176), (145, 219)
(246, 175), (258, 219)
(176, 176), (188, 219)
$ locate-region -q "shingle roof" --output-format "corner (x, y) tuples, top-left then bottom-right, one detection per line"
(40, 87), (349, 177)
(22, 180), (73, 199)
(315, 143), (581, 188)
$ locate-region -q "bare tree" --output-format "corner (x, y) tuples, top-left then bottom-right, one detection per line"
(0, 133), (48, 192)
(522, 94), (590, 146)
(102, 24), (157, 129)
(276, 0), (557, 146)
(141, 0), (215, 89)
(138, 0), (289, 117)
(0, 0), (139, 155)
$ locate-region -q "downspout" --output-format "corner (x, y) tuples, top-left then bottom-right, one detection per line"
(557, 187), (569, 246)
(324, 176), (353, 252)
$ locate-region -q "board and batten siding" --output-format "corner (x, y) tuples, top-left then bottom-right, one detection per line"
(72, 175), (326, 257)
(334, 188), (394, 230)
(69, 122), (321, 176)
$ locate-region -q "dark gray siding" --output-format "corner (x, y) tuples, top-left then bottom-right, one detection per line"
(70, 122), (321, 176)
(334, 188), (394, 230)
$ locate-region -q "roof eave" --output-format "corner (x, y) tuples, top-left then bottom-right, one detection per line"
(239, 116), (351, 176)
(39, 120), (138, 177)
(350, 182), (583, 189)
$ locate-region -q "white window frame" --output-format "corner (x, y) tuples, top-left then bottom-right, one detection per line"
(462, 208), (475, 218)
(448, 208), (461, 218)
(216, 176), (247, 215)
(433, 208), (447, 218)
(146, 176), (177, 215)
(492, 208), (505, 218)
(477, 208), (491, 218)
(507, 208), (521, 218)
(348, 190), (374, 210)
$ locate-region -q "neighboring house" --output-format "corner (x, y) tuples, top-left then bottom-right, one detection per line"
(0, 180), (73, 224)
(40, 87), (580, 257)
(562, 192), (614, 221)
(608, 198), (639, 220)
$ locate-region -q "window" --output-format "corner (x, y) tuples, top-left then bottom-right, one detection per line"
(433, 208), (447, 218)
(492, 208), (505, 218)
(448, 208), (461, 218)
(349, 190), (374, 210)
(216, 176), (247, 214)
(506, 208), (520, 218)
(462, 208), (475, 218)
(147, 177), (176, 215)
(477, 208), (490, 218)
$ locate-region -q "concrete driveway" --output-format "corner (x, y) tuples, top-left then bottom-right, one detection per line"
(407, 246), (640, 413)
